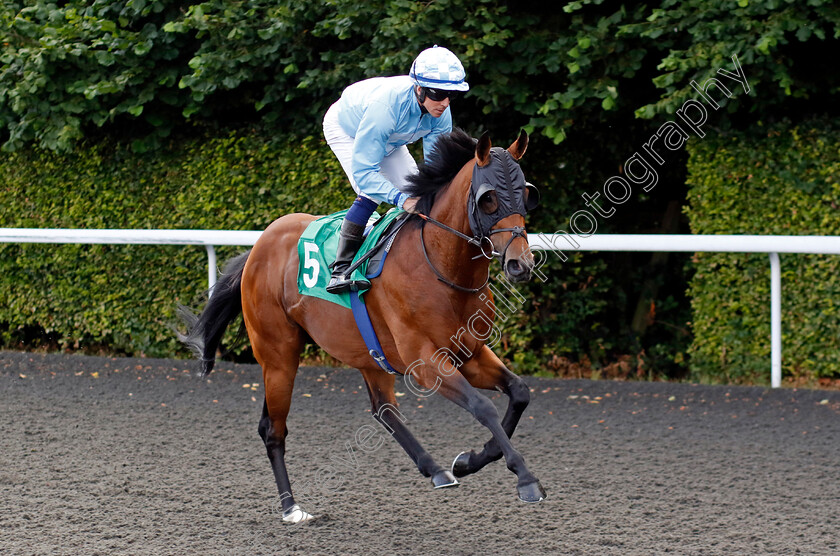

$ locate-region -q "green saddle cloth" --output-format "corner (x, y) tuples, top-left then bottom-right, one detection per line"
(296, 208), (405, 309)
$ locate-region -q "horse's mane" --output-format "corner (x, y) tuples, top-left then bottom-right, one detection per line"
(404, 128), (476, 215)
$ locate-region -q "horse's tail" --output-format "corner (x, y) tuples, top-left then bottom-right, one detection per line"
(177, 250), (250, 377)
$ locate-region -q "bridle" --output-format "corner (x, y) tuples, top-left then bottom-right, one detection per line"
(417, 211), (527, 258)
(407, 136), (540, 293)
(416, 212), (528, 293)
(414, 146), (535, 293)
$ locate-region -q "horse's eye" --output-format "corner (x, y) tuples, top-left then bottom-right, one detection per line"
(478, 190), (498, 214)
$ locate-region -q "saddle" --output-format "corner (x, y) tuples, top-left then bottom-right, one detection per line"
(296, 208), (409, 308)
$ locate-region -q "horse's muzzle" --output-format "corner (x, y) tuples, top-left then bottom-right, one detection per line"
(504, 254), (533, 283)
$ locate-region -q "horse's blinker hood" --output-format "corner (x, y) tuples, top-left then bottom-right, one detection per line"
(468, 147), (539, 239)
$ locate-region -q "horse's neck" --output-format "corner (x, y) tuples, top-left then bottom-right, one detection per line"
(424, 165), (488, 289)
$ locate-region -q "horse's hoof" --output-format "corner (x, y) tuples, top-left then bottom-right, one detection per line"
(451, 450), (473, 478)
(281, 504), (314, 523)
(431, 470), (459, 489)
(517, 480), (547, 503)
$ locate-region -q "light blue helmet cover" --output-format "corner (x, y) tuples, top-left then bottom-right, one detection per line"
(409, 45), (469, 92)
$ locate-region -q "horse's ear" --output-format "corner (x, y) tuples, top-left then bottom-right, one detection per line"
(507, 129), (528, 160)
(476, 131), (492, 167)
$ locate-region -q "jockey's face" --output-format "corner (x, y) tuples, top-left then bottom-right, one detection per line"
(416, 86), (450, 118)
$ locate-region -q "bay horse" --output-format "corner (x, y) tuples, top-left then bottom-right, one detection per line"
(179, 129), (545, 523)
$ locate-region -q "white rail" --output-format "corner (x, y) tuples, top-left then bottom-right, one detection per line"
(0, 228), (261, 293)
(531, 234), (840, 388)
(3, 228), (839, 388)
(528, 234), (840, 255)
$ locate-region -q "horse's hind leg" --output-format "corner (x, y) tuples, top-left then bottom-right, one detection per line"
(359, 369), (459, 489)
(253, 328), (312, 523)
(451, 346), (531, 478)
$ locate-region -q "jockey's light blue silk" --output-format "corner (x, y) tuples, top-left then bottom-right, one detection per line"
(336, 76), (452, 205)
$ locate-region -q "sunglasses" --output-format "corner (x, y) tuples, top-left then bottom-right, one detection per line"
(423, 87), (460, 102)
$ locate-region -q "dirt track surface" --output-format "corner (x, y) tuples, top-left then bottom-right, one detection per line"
(1, 350), (839, 555)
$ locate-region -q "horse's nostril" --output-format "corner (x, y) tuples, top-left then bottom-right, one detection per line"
(507, 259), (522, 275)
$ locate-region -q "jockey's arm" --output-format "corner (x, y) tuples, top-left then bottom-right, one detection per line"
(350, 103), (409, 208)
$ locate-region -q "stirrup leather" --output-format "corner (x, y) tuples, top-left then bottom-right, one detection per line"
(325, 219), (368, 294)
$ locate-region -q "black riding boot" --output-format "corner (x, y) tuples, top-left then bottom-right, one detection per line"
(325, 219), (371, 294)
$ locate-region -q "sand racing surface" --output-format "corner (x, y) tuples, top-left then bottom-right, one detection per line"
(1, 350), (839, 555)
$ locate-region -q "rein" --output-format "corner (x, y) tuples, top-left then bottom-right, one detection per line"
(418, 219), (489, 293)
(415, 212), (492, 257)
(415, 212), (528, 293)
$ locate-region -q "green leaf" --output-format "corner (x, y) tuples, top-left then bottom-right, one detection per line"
(134, 42), (152, 56)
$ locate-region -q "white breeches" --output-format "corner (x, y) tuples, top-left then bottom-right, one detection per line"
(322, 102), (417, 202)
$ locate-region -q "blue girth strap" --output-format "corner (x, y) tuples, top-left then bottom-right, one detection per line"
(345, 212), (411, 375)
(349, 292), (399, 375)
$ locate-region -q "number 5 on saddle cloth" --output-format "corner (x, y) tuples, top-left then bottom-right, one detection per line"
(296, 208), (411, 374)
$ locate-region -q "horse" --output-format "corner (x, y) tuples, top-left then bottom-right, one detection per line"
(178, 128), (545, 523)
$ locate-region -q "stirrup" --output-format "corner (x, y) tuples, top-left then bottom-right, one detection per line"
(326, 274), (371, 294)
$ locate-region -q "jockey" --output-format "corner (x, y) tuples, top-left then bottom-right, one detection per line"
(322, 45), (469, 294)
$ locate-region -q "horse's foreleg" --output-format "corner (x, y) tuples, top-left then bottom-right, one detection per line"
(360, 369), (459, 489)
(410, 356), (545, 502)
(451, 346), (531, 478)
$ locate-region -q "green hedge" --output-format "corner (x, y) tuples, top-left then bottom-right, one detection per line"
(0, 129), (349, 356)
(0, 126), (693, 377)
(686, 122), (840, 384)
